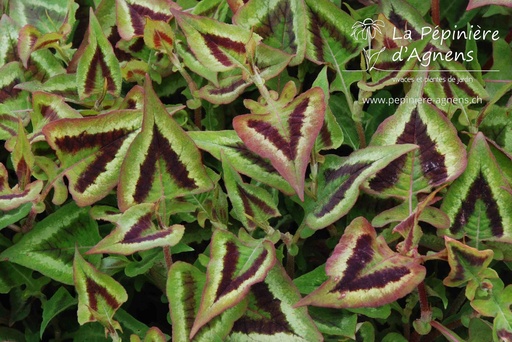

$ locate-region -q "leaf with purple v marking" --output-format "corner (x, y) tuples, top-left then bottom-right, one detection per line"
(167, 261), (247, 342)
(222, 156), (280, 232)
(0, 163), (42, 211)
(74, 247), (127, 331)
(440, 133), (512, 243)
(87, 203), (185, 255)
(295, 217), (426, 308)
(116, 0), (176, 40)
(306, 144), (416, 230)
(76, 10), (122, 100)
(228, 263), (322, 341)
(364, 80), (467, 199)
(43, 109), (142, 207)
(190, 229), (276, 339)
(117, 75), (213, 211)
(233, 81), (325, 200)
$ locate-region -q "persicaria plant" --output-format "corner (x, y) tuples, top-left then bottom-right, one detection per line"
(0, 0), (511, 341)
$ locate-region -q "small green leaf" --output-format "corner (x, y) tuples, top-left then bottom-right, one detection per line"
(40, 287), (77, 338)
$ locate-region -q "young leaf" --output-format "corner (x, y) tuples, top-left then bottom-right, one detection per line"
(295, 217), (426, 308)
(306, 144), (417, 230)
(188, 130), (295, 195)
(11, 120), (34, 189)
(40, 287), (77, 338)
(74, 247), (127, 332)
(0, 163), (42, 211)
(130, 327), (167, 342)
(233, 81), (325, 200)
(143, 17), (174, 53)
(43, 110), (142, 207)
(87, 203), (184, 255)
(191, 229), (276, 338)
(228, 263), (323, 341)
(364, 80), (467, 199)
(172, 9), (259, 72)
(117, 75), (213, 211)
(233, 0), (307, 66)
(222, 157), (280, 232)
(0, 202), (101, 285)
(116, 0), (176, 40)
(167, 261), (247, 342)
(443, 237), (494, 288)
(76, 10), (122, 100)
(440, 132), (512, 243)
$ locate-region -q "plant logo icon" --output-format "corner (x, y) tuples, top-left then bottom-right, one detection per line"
(351, 18), (386, 71)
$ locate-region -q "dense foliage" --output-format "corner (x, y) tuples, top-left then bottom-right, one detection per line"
(0, 0), (511, 341)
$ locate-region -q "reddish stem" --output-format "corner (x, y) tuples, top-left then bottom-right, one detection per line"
(431, 0), (440, 26)
(418, 281), (430, 314)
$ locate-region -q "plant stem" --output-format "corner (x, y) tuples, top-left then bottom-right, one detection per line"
(164, 247), (173, 271)
(430, 320), (462, 342)
(286, 248), (295, 278)
(432, 0), (441, 26)
(418, 281), (430, 314)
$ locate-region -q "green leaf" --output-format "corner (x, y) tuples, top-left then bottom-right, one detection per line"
(233, 81), (325, 200)
(364, 80), (467, 199)
(222, 157), (280, 231)
(76, 10), (122, 100)
(189, 130), (295, 195)
(167, 261), (246, 342)
(0, 15), (19, 67)
(9, 0), (76, 35)
(40, 287), (77, 338)
(172, 9), (259, 72)
(295, 217), (426, 308)
(191, 229), (276, 338)
(440, 133), (512, 243)
(118, 75), (213, 210)
(305, 144), (417, 230)
(480, 106), (512, 154)
(87, 203), (184, 255)
(234, 0), (307, 66)
(0, 202), (101, 285)
(0, 203), (31, 230)
(443, 236), (494, 293)
(74, 247), (128, 332)
(0, 262), (33, 294)
(43, 109), (142, 207)
(227, 263), (322, 341)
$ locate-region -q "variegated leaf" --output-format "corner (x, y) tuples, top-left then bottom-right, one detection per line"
(143, 17), (174, 53)
(0, 203), (101, 285)
(364, 80), (467, 199)
(443, 237), (494, 288)
(43, 109), (142, 207)
(0, 62), (30, 140)
(295, 217), (426, 308)
(18, 25), (63, 68)
(188, 130), (294, 195)
(0, 15), (19, 67)
(12, 121), (34, 189)
(118, 75), (213, 211)
(440, 133), (512, 243)
(74, 247), (127, 331)
(304, 0), (363, 67)
(0, 163), (42, 211)
(222, 157), (280, 231)
(233, 0), (307, 66)
(191, 229), (276, 338)
(28, 91), (81, 143)
(167, 262), (247, 342)
(116, 0), (176, 40)
(87, 203), (184, 255)
(228, 263), (323, 341)
(9, 0), (76, 35)
(233, 81), (325, 200)
(172, 9), (260, 72)
(76, 10), (122, 100)
(33, 156), (68, 205)
(306, 144), (417, 230)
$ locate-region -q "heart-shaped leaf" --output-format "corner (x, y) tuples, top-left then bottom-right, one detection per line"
(306, 144), (417, 230)
(88, 203), (184, 255)
(228, 263), (322, 341)
(167, 261), (247, 342)
(233, 0), (307, 66)
(440, 132), (512, 243)
(0, 203), (101, 285)
(233, 81), (325, 200)
(74, 248), (127, 331)
(191, 229), (276, 338)
(118, 75), (213, 210)
(295, 217), (426, 308)
(43, 109), (142, 207)
(76, 10), (122, 100)
(364, 80), (467, 199)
